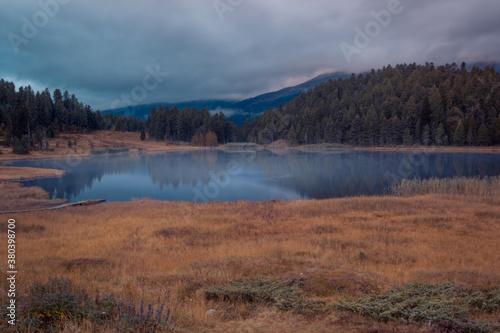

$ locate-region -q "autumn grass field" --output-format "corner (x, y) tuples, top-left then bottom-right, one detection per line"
(1, 174), (499, 332)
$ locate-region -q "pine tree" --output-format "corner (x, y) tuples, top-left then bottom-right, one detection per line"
(363, 106), (378, 146)
(421, 125), (430, 146)
(492, 116), (500, 145)
(476, 124), (490, 146)
(403, 127), (413, 146)
(420, 95), (432, 128)
(453, 120), (465, 146)
(324, 118), (335, 143)
(288, 125), (298, 145)
(434, 123), (446, 146)
(349, 115), (362, 145)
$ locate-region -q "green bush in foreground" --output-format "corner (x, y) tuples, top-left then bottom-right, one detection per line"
(336, 283), (500, 332)
(206, 279), (304, 311)
(1, 278), (175, 332)
(20, 278), (92, 330)
(205, 279), (324, 313)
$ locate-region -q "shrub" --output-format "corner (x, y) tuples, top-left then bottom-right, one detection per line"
(205, 279), (317, 312)
(204, 132), (218, 147)
(12, 136), (29, 154)
(431, 319), (497, 333)
(335, 283), (500, 329)
(1, 278), (176, 332)
(19, 277), (93, 330)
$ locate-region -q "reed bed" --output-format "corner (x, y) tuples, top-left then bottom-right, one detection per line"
(391, 176), (500, 197)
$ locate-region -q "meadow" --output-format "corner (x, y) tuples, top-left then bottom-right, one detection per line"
(1, 176), (499, 332)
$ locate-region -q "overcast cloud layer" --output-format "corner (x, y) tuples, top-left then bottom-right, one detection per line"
(1, 0), (499, 110)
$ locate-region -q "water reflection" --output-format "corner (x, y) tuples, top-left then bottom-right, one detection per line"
(2, 150), (499, 202)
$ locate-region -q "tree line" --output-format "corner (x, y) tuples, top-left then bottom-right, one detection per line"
(0, 79), (144, 153)
(241, 63), (500, 146)
(146, 105), (238, 145)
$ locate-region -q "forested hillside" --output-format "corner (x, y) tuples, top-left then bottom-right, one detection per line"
(241, 63), (500, 146)
(0, 79), (144, 153)
(2, 62), (500, 155)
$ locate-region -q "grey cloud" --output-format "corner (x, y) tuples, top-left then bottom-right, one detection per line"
(1, 0), (499, 110)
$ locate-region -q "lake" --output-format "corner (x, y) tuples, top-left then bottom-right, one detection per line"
(2, 150), (500, 202)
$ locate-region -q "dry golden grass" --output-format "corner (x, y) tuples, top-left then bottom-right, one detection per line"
(2, 193), (499, 332)
(0, 166), (65, 181)
(0, 167), (67, 212)
(0, 181), (67, 212)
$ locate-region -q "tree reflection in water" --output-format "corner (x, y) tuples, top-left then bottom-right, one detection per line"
(3, 150), (499, 202)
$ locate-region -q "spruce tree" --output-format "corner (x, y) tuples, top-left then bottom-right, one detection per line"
(453, 120), (465, 146)
(476, 124), (490, 146)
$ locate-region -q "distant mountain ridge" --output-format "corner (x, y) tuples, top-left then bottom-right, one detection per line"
(101, 62), (499, 125)
(101, 71), (350, 125)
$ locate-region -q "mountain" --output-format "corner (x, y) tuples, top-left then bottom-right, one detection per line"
(232, 72), (350, 114)
(101, 71), (350, 125)
(100, 100), (236, 121)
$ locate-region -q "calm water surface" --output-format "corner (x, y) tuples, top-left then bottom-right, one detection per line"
(2, 150), (500, 202)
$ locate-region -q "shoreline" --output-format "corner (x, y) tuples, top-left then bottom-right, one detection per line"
(0, 166), (66, 181)
(2, 143), (500, 164)
(1, 130), (500, 163)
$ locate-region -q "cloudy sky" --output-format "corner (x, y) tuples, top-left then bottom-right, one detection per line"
(1, 0), (499, 110)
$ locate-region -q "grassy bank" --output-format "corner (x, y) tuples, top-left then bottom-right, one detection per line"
(0, 166), (65, 181)
(0, 131), (206, 162)
(1, 189), (499, 331)
(0, 167), (67, 212)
